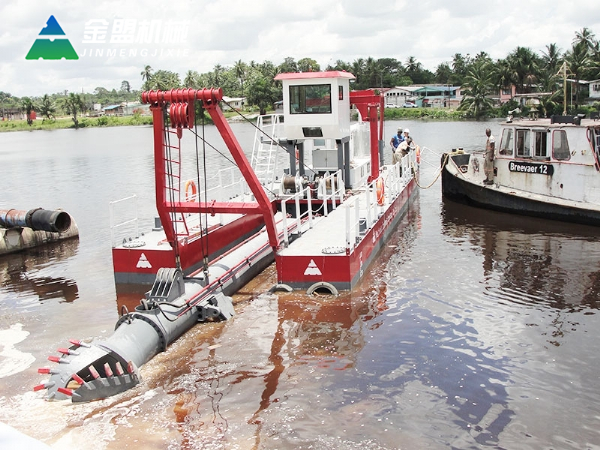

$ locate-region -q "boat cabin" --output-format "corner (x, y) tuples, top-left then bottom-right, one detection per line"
(274, 71), (372, 189)
(495, 116), (600, 203)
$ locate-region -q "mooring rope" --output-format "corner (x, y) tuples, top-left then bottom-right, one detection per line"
(412, 152), (449, 189)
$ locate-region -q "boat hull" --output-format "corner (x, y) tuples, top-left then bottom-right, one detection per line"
(276, 177), (418, 291)
(112, 214), (265, 285)
(442, 154), (600, 227)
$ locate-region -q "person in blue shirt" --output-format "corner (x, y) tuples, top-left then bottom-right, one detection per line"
(390, 127), (404, 150)
(390, 127), (404, 163)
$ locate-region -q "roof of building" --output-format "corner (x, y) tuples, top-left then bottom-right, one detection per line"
(274, 71), (355, 81)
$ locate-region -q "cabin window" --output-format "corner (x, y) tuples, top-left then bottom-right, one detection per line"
(552, 130), (570, 160)
(533, 130), (548, 157)
(289, 84), (332, 114)
(499, 128), (514, 155)
(516, 129), (531, 157)
(339, 85), (344, 100)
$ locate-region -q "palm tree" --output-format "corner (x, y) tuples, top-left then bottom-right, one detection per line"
(564, 41), (591, 107)
(351, 58), (366, 87)
(450, 53), (471, 85)
(233, 60), (247, 99)
(21, 97), (35, 125)
(147, 70), (181, 91)
(38, 94), (56, 122)
(278, 57), (298, 74)
(364, 57), (380, 87)
(120, 80), (131, 93)
(212, 64), (224, 86)
(507, 46), (540, 94)
(140, 65), (153, 90)
(541, 43), (563, 75)
(435, 62), (453, 84)
(573, 27), (596, 52)
(492, 58), (515, 99)
(63, 93), (84, 129)
(458, 60), (495, 119)
(184, 70), (199, 88)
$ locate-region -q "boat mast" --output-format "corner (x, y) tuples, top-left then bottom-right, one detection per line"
(558, 62), (568, 115)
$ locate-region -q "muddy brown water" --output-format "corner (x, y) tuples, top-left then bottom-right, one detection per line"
(0, 121), (599, 449)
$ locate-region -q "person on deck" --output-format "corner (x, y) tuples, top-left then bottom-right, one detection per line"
(390, 127), (404, 152)
(484, 128), (495, 185)
(393, 136), (418, 164)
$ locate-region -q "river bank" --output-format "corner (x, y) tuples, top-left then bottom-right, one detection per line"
(0, 109), (263, 132)
(1, 121), (598, 449)
(0, 115), (153, 132)
(0, 107), (477, 133)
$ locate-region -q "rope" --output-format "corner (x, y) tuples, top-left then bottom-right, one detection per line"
(412, 153), (449, 189)
(194, 102), (210, 281)
(221, 99), (319, 177)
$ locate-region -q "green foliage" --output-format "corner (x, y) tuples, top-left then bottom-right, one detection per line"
(246, 75), (280, 115)
(39, 94), (56, 121)
(458, 60), (496, 119)
(3, 27), (600, 131)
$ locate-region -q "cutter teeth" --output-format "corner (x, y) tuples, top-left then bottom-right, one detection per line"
(70, 373), (85, 385)
(88, 365), (100, 380)
(33, 381), (55, 391)
(69, 339), (91, 348)
(48, 355), (69, 364)
(57, 347), (80, 356)
(57, 387), (73, 396)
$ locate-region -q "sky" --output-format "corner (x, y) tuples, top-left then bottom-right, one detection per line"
(1, 0), (600, 98)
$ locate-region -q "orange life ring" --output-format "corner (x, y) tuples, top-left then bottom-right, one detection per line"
(376, 177), (385, 206)
(416, 145), (421, 164)
(185, 180), (197, 201)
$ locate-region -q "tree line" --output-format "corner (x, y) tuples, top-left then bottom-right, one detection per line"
(2, 27), (599, 123)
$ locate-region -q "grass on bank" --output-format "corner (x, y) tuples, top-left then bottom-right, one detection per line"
(0, 114), (154, 132)
(0, 108), (257, 132)
(0, 106), (487, 133)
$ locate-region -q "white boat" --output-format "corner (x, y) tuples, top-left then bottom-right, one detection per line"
(441, 115), (600, 226)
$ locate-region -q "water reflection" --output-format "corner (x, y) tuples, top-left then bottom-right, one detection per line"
(0, 237), (80, 303)
(441, 199), (600, 311)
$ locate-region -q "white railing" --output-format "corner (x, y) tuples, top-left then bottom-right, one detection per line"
(184, 166), (248, 204)
(343, 150), (417, 253)
(109, 194), (139, 247)
(316, 170), (344, 216)
(280, 185), (314, 246)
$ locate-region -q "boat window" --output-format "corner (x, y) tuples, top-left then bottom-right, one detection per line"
(533, 130), (548, 157)
(516, 129), (531, 157)
(499, 128), (513, 155)
(289, 84), (332, 114)
(552, 130), (570, 161)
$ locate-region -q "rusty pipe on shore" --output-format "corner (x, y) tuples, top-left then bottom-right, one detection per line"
(0, 208), (72, 233)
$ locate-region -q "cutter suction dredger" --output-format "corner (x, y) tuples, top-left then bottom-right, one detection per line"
(35, 72), (418, 402)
